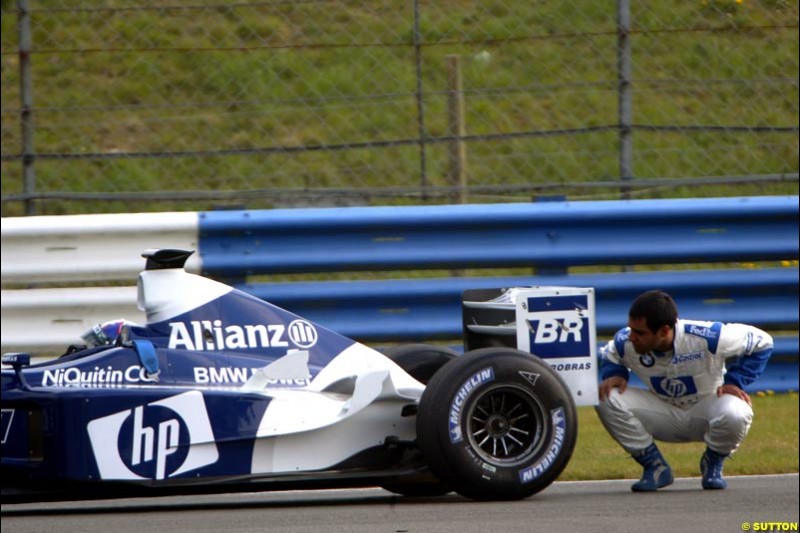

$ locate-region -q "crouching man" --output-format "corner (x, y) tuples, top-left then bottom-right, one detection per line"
(596, 290), (773, 491)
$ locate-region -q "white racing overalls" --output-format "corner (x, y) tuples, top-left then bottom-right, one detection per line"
(596, 318), (773, 454)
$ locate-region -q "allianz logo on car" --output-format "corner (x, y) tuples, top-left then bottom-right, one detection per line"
(168, 319), (318, 350)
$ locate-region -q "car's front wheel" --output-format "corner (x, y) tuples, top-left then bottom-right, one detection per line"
(416, 347), (577, 501)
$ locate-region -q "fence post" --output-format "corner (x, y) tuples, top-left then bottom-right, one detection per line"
(617, 0), (633, 200)
(446, 54), (467, 205)
(18, 0), (36, 215)
(413, 0), (429, 199)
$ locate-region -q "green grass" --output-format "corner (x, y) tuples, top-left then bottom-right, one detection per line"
(1, 1), (797, 216)
(561, 392), (800, 481)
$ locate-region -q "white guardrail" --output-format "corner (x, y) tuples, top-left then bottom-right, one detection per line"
(1, 212), (200, 355)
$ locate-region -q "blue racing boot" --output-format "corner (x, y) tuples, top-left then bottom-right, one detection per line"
(631, 443), (674, 492)
(700, 447), (728, 490)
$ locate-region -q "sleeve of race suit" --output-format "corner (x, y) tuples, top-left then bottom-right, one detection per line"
(716, 323), (774, 389)
(599, 327), (631, 382)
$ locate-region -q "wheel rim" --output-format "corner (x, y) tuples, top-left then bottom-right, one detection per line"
(465, 384), (547, 466)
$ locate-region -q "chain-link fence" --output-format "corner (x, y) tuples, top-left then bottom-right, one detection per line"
(1, 0), (798, 216)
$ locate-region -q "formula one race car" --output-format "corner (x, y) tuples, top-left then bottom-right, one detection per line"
(1, 249), (577, 502)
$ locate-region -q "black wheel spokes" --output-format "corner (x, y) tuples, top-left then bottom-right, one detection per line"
(468, 387), (544, 465)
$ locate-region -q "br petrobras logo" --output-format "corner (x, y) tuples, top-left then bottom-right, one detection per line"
(525, 295), (590, 358)
(650, 375), (698, 398)
(87, 391), (218, 480)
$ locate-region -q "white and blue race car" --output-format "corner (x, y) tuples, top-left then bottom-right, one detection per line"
(1, 249), (576, 502)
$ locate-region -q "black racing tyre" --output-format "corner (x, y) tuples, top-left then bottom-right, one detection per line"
(381, 344), (458, 384)
(416, 347), (577, 501)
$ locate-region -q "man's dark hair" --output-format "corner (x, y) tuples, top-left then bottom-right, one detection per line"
(629, 290), (678, 333)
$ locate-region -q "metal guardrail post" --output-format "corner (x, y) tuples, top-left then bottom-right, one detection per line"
(413, 0), (429, 198)
(446, 54), (467, 206)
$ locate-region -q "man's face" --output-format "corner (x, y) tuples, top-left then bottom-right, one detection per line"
(627, 316), (671, 355)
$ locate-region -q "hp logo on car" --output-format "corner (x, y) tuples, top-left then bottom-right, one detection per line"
(88, 391), (218, 481)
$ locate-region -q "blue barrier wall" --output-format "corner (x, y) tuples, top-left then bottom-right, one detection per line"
(199, 196), (798, 275)
(238, 267), (798, 341)
(196, 196), (799, 392)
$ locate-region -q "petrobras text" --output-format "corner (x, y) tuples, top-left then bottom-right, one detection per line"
(548, 361), (592, 372)
(168, 319), (318, 351)
(42, 365), (157, 387)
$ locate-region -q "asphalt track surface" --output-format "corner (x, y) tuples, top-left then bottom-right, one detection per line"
(3, 474), (798, 533)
